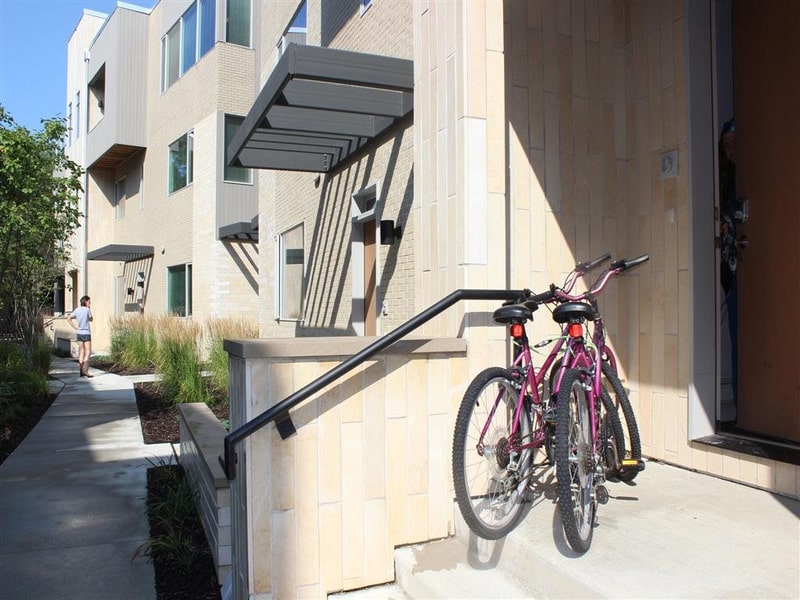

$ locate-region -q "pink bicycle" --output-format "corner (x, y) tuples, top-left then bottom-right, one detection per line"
(452, 253), (648, 552)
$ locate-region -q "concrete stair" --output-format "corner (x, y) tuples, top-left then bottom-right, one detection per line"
(332, 460), (800, 599)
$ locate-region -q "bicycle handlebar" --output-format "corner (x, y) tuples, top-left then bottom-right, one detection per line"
(575, 252), (612, 274)
(503, 252), (648, 308)
(610, 253), (649, 272)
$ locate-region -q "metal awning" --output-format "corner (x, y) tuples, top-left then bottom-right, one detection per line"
(218, 217), (258, 242)
(228, 43), (413, 173)
(86, 244), (154, 262)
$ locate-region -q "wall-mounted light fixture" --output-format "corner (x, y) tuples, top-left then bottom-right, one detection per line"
(380, 220), (402, 245)
(127, 287), (135, 296)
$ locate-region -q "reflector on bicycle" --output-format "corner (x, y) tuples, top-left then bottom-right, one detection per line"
(510, 323), (525, 339)
(568, 323), (583, 338)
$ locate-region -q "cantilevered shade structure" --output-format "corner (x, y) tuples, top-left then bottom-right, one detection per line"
(228, 43), (413, 173)
(218, 215), (259, 242)
(86, 244), (154, 262)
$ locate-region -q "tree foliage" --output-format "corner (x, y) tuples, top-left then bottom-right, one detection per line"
(0, 105), (83, 354)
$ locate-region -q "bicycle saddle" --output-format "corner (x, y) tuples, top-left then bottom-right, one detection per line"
(552, 302), (596, 323)
(493, 304), (533, 324)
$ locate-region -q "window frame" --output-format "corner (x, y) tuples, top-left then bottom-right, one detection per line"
(160, 0), (216, 92)
(226, 0), (252, 47)
(168, 131), (194, 194)
(223, 114), (253, 184)
(276, 223), (305, 321)
(166, 263), (193, 317)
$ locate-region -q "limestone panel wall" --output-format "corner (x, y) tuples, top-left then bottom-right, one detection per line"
(499, 0), (798, 496)
(226, 337), (467, 599)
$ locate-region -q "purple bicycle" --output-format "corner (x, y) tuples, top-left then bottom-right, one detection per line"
(452, 253), (648, 552)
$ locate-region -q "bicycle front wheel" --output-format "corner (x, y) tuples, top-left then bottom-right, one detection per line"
(555, 368), (596, 553)
(452, 367), (532, 540)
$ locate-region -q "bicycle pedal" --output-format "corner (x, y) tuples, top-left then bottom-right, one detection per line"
(596, 485), (609, 504)
(620, 459), (645, 472)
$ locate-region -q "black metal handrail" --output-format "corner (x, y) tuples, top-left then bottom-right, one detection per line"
(219, 288), (522, 480)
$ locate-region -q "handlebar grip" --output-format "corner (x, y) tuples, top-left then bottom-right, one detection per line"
(527, 288), (556, 304)
(576, 252), (612, 274)
(611, 254), (650, 271)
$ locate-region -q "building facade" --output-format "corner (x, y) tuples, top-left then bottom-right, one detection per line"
(59, 0), (262, 350)
(59, 0), (799, 597)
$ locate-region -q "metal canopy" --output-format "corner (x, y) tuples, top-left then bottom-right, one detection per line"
(86, 244), (154, 262)
(228, 43), (413, 173)
(218, 219), (259, 242)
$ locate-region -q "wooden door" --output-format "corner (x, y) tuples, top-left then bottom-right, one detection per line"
(733, 0), (800, 442)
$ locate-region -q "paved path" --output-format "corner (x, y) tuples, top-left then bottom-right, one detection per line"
(0, 357), (174, 600)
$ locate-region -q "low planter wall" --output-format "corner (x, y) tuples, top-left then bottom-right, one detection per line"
(178, 403), (231, 582)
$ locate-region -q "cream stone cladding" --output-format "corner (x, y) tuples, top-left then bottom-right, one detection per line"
(414, 0), (798, 497)
(257, 0), (414, 339)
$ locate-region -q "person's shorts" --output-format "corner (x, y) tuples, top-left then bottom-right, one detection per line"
(76, 334), (92, 343)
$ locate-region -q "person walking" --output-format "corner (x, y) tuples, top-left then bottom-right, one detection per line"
(68, 295), (94, 378)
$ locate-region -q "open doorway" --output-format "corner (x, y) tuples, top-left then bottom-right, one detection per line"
(714, 0), (800, 445)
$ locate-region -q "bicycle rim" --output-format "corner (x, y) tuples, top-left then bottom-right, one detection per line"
(452, 368), (532, 540)
(555, 369), (595, 553)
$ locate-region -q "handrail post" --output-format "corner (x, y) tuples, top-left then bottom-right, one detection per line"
(220, 288), (522, 480)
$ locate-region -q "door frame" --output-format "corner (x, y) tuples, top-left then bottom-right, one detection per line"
(687, 0), (717, 440)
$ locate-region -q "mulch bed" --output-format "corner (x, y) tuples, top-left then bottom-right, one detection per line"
(0, 391), (57, 466)
(145, 465), (222, 600)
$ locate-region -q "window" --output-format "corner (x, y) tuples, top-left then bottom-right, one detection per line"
(278, 224), (304, 320)
(182, 2), (198, 73)
(224, 115), (252, 183)
(167, 264), (192, 317)
(114, 177), (126, 220)
(168, 132), (194, 193)
(161, 0), (216, 91)
(162, 23), (180, 90)
(226, 0), (251, 47)
(277, 1), (306, 57)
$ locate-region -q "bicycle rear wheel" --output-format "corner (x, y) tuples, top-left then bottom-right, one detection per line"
(452, 367), (532, 540)
(601, 361), (642, 482)
(555, 368), (596, 553)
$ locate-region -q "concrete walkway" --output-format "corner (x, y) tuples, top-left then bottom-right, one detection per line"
(0, 357), (174, 600)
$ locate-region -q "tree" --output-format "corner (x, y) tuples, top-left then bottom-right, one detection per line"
(0, 106), (83, 355)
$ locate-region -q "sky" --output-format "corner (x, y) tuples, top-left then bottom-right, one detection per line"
(0, 0), (156, 132)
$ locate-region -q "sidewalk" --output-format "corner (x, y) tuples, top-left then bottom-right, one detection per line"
(0, 357), (174, 600)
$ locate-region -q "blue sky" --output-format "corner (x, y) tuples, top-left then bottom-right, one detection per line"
(0, 0), (156, 132)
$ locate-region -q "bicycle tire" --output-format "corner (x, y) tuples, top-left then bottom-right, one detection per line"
(555, 368), (596, 553)
(601, 361), (642, 482)
(452, 367), (532, 540)
(599, 384), (627, 479)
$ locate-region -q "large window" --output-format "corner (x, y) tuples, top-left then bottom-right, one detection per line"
(226, 0), (251, 47)
(167, 264), (192, 317)
(278, 224), (304, 320)
(224, 115), (252, 183)
(161, 0), (216, 91)
(168, 132), (194, 193)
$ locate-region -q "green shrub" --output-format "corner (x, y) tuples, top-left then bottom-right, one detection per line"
(204, 317), (257, 404)
(109, 315), (158, 370)
(156, 320), (209, 407)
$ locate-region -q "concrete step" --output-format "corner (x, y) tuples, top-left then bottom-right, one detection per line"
(333, 461), (800, 599)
